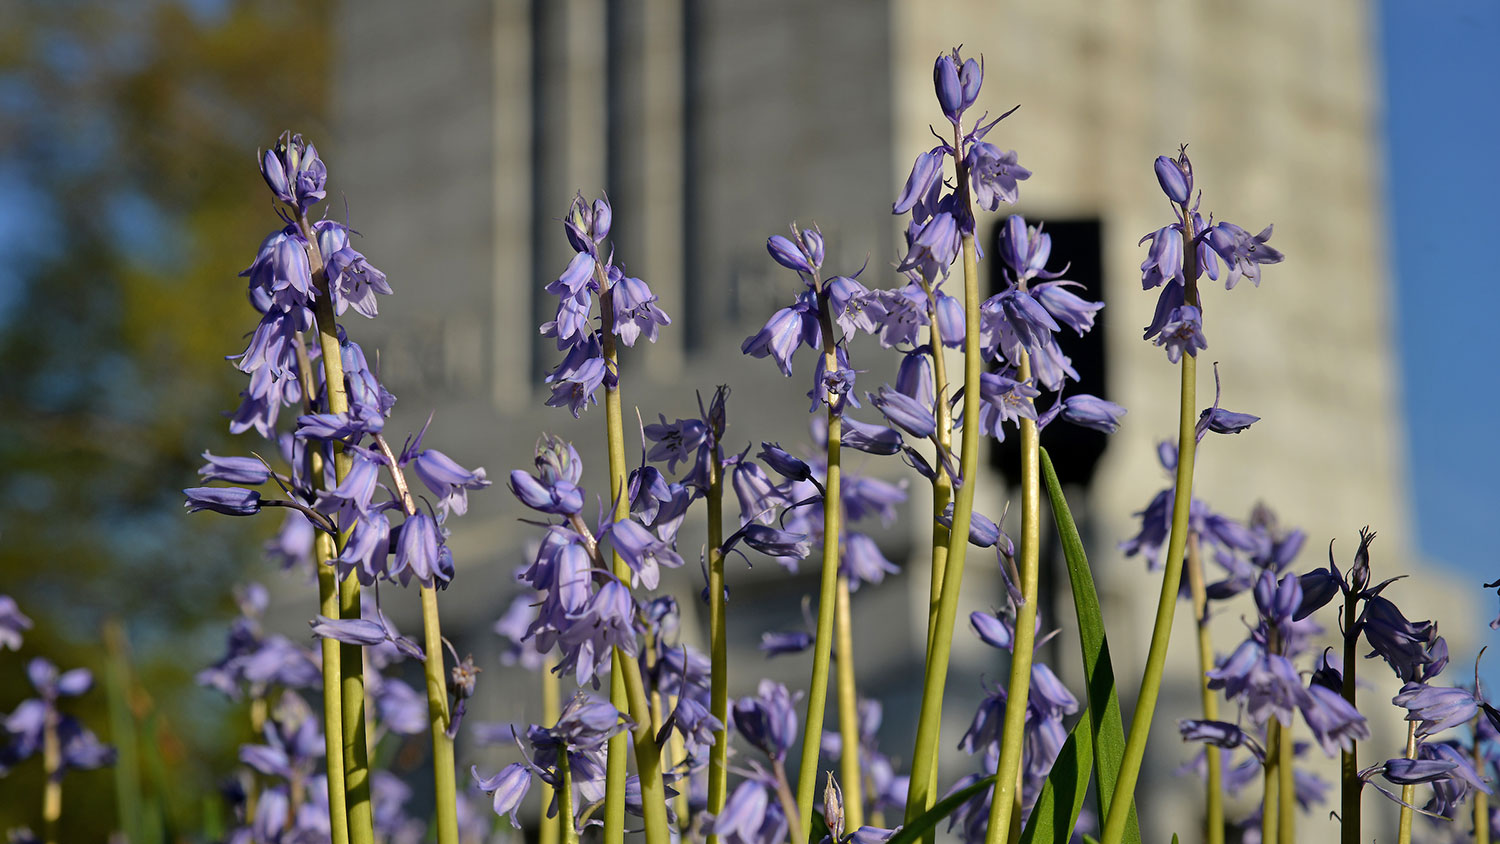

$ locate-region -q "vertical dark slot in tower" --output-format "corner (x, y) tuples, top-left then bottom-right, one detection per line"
(528, 0), (562, 386)
(988, 217), (1109, 484)
(987, 217), (1108, 654)
(680, 0), (704, 352)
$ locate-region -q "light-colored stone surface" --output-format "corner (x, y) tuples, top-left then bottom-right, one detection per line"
(330, 2), (1474, 839)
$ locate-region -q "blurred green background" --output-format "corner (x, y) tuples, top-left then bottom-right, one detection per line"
(0, 1), (330, 838)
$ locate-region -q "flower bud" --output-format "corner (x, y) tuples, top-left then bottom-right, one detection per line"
(1154, 153), (1192, 204)
(933, 54), (963, 120)
(959, 57), (982, 109)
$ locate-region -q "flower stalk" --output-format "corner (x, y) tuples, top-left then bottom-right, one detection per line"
(558, 749), (580, 844)
(540, 654), (561, 844)
(1185, 534), (1225, 844)
(706, 449), (730, 844)
(42, 702), (60, 844)
(1340, 594), (1360, 844)
(1262, 719), (1281, 844)
(903, 224), (983, 830)
(794, 267), (846, 838)
(300, 210), (377, 844)
(835, 574), (865, 830)
(293, 337), (352, 844)
(1278, 719), (1294, 843)
(917, 282), (954, 821)
(1476, 716), (1490, 844)
(1396, 721), (1419, 844)
(1099, 205), (1200, 844)
(984, 350), (1042, 844)
(598, 288), (671, 844)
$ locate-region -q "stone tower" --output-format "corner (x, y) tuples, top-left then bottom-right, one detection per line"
(333, 1), (1472, 838)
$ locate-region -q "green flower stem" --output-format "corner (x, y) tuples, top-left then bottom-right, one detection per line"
(916, 283), (954, 829)
(558, 749), (580, 844)
(419, 585), (458, 844)
(706, 451), (730, 844)
(1339, 595), (1360, 844)
(666, 694), (690, 829)
(371, 433), (459, 844)
(299, 211), (376, 844)
(1278, 718), (1294, 844)
(902, 227), (983, 832)
(918, 281), (955, 660)
(835, 574), (865, 830)
(1475, 718), (1490, 844)
(1262, 719), (1281, 844)
(42, 702), (60, 844)
(294, 336), (352, 844)
(598, 292), (671, 844)
(1185, 534), (1224, 844)
(540, 654), (561, 844)
(774, 759), (809, 844)
(984, 351), (1042, 844)
(794, 268), (845, 839)
(1397, 721), (1419, 844)
(1098, 206), (1201, 844)
(316, 538), (351, 844)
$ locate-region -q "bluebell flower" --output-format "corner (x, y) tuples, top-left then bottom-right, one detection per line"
(605, 518), (684, 590)
(393, 511), (448, 588)
(0, 596), (32, 652)
(609, 266), (671, 346)
(1137, 225), (1184, 290)
(966, 142), (1029, 211)
(708, 777), (787, 844)
(260, 132), (326, 212)
(1060, 394), (1127, 433)
(741, 293), (820, 376)
(839, 417), (903, 455)
(1153, 305), (1207, 363)
(183, 486), (262, 516)
(1154, 152), (1193, 205)
(544, 335), (609, 418)
(408, 448), (490, 516)
(1204, 222), (1284, 290)
(733, 680), (800, 762)
(315, 220), (391, 319)
(473, 763), (532, 828)
(893, 151), (945, 217)
(869, 281), (932, 348)
(869, 384), (937, 438)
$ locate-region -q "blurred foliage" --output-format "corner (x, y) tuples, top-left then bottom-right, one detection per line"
(0, 0), (330, 838)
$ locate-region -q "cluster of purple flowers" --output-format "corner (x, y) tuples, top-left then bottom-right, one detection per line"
(542, 193), (670, 417)
(1138, 147), (1284, 362)
(0, 595), (115, 844)
(188, 131), (491, 595)
(946, 598), (1079, 842)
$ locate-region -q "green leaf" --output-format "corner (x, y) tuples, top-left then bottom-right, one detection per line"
(883, 773), (998, 844)
(1019, 711), (1094, 844)
(1041, 447), (1141, 844)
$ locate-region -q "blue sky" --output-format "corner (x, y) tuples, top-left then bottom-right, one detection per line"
(1379, 1), (1499, 597)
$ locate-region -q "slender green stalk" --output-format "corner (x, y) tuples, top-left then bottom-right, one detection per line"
(540, 654), (561, 844)
(706, 450), (730, 844)
(1262, 720), (1281, 844)
(42, 702), (60, 844)
(299, 211), (375, 844)
(1339, 595), (1360, 844)
(598, 289), (671, 844)
(666, 694), (690, 829)
(294, 337), (352, 844)
(794, 268), (846, 838)
(1278, 718), (1294, 843)
(1475, 717), (1490, 844)
(1099, 207), (1201, 844)
(558, 749), (580, 844)
(918, 285), (954, 831)
(102, 620), (145, 844)
(1185, 535), (1224, 844)
(315, 540), (351, 844)
(835, 574), (865, 830)
(902, 228), (983, 831)
(984, 352), (1042, 844)
(774, 760), (809, 844)
(421, 586), (459, 843)
(368, 436), (460, 844)
(1397, 722), (1419, 844)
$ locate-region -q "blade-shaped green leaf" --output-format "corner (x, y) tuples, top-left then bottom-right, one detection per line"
(1040, 447), (1141, 844)
(1019, 710), (1094, 844)
(883, 773), (998, 844)
(808, 809), (831, 844)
